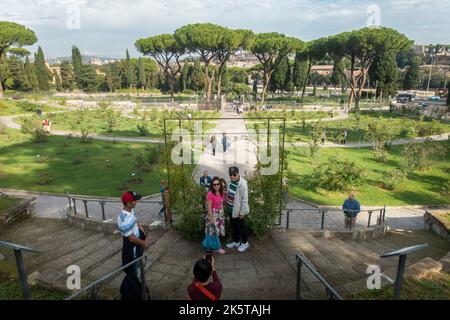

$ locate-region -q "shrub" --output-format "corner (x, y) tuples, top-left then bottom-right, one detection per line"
(80, 125), (93, 143)
(17, 100), (38, 112)
(415, 120), (443, 137)
(246, 163), (283, 239)
(312, 156), (366, 191)
(32, 128), (48, 143)
(0, 120), (6, 134)
(137, 124), (150, 136)
(402, 139), (446, 173)
(105, 108), (121, 132)
(364, 119), (393, 162)
(35, 172), (53, 185)
(20, 117), (37, 134)
(382, 169), (406, 190)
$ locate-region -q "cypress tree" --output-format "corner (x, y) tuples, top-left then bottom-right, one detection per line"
(35, 46), (51, 91)
(60, 60), (74, 91)
(24, 56), (38, 90)
(403, 56), (421, 90)
(71, 46), (83, 88)
(138, 57), (146, 89)
(126, 49), (134, 88)
(54, 70), (62, 91)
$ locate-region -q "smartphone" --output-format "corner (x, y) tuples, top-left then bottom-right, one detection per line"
(205, 250), (212, 263)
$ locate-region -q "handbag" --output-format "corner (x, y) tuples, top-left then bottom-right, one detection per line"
(202, 224), (221, 251)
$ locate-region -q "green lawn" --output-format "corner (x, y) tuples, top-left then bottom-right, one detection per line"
(0, 128), (187, 196)
(0, 196), (19, 215)
(0, 273), (67, 300)
(287, 142), (450, 205)
(284, 111), (450, 143)
(245, 110), (329, 121)
(0, 99), (60, 116)
(43, 109), (220, 138)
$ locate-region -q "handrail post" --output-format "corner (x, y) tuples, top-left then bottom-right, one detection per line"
(393, 254), (407, 300)
(83, 200), (89, 218)
(13, 249), (31, 300)
(320, 209), (325, 230)
(100, 201), (106, 221)
(67, 193), (72, 210)
(367, 210), (373, 228)
(140, 259), (148, 300)
(349, 212), (353, 230)
(383, 205), (386, 222)
(296, 256), (302, 300)
(72, 198), (77, 215)
(286, 210), (290, 230)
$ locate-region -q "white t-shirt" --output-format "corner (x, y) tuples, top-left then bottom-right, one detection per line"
(117, 208), (140, 238)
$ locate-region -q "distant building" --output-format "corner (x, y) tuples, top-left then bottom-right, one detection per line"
(414, 44), (426, 56)
(228, 52), (259, 68)
(310, 65), (334, 76)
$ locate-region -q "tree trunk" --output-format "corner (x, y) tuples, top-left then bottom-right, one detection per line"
(261, 73), (270, 106)
(0, 80), (3, 98)
(204, 62), (214, 102)
(301, 61), (313, 102)
(217, 72), (223, 100)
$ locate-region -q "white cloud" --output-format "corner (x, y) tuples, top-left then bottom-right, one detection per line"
(0, 0), (449, 57)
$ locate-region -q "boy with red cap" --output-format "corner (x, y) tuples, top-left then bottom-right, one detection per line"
(118, 191), (149, 279)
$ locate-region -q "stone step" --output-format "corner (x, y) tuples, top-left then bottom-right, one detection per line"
(299, 234), (361, 286)
(84, 229), (167, 288)
(37, 234), (119, 275)
(26, 232), (106, 271)
(107, 229), (179, 290)
(1, 219), (69, 245)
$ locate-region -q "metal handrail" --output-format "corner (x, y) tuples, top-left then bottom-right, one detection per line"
(284, 207), (386, 230)
(0, 241), (39, 300)
(64, 253), (149, 300)
(295, 253), (343, 300)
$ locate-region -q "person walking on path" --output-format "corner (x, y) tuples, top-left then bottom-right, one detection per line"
(204, 177), (226, 254)
(117, 191), (149, 279)
(341, 129), (348, 145)
(225, 166), (250, 252)
(321, 131), (327, 145)
(210, 135), (217, 156)
(159, 180), (167, 217)
(222, 133), (229, 153)
(342, 192), (361, 229)
(187, 256), (222, 300)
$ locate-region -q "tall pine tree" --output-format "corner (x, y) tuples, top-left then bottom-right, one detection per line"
(35, 46), (51, 91)
(24, 56), (38, 90)
(292, 52), (309, 93)
(126, 49), (134, 88)
(60, 60), (74, 91)
(403, 56), (421, 90)
(54, 70), (62, 91)
(72, 46), (83, 89)
(137, 57), (146, 89)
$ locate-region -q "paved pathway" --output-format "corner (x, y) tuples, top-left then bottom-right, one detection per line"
(192, 107), (258, 182)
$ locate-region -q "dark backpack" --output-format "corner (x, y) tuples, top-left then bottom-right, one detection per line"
(120, 273), (150, 300)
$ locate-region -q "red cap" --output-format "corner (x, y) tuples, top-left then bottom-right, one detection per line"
(121, 191), (142, 204)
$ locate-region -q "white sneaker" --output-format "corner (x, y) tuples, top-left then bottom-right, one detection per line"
(226, 242), (240, 249)
(238, 242), (250, 252)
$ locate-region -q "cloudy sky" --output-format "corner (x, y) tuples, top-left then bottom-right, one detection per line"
(1, 0), (449, 59)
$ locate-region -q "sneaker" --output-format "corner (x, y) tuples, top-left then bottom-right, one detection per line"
(226, 242), (240, 249)
(238, 242), (250, 252)
(214, 248), (226, 254)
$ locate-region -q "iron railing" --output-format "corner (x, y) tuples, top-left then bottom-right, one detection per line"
(0, 241), (39, 300)
(295, 253), (343, 300)
(67, 193), (161, 221)
(284, 207), (386, 231)
(64, 253), (149, 300)
(380, 243), (428, 300)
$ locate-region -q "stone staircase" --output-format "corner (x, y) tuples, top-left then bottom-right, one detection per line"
(271, 228), (450, 299)
(1, 218), (449, 300)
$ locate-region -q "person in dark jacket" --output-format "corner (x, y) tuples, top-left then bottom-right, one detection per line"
(187, 256), (222, 300)
(342, 193), (361, 229)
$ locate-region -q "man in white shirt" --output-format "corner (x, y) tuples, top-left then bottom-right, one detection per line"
(118, 191), (149, 278)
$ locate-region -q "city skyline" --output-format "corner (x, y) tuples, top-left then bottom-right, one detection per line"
(1, 0), (449, 59)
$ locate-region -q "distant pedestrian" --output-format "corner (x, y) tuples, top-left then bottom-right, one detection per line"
(225, 167), (250, 252)
(329, 109), (334, 118)
(342, 193), (361, 229)
(210, 136), (217, 156)
(321, 131), (326, 145)
(159, 180), (167, 216)
(222, 133), (229, 153)
(341, 129), (348, 145)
